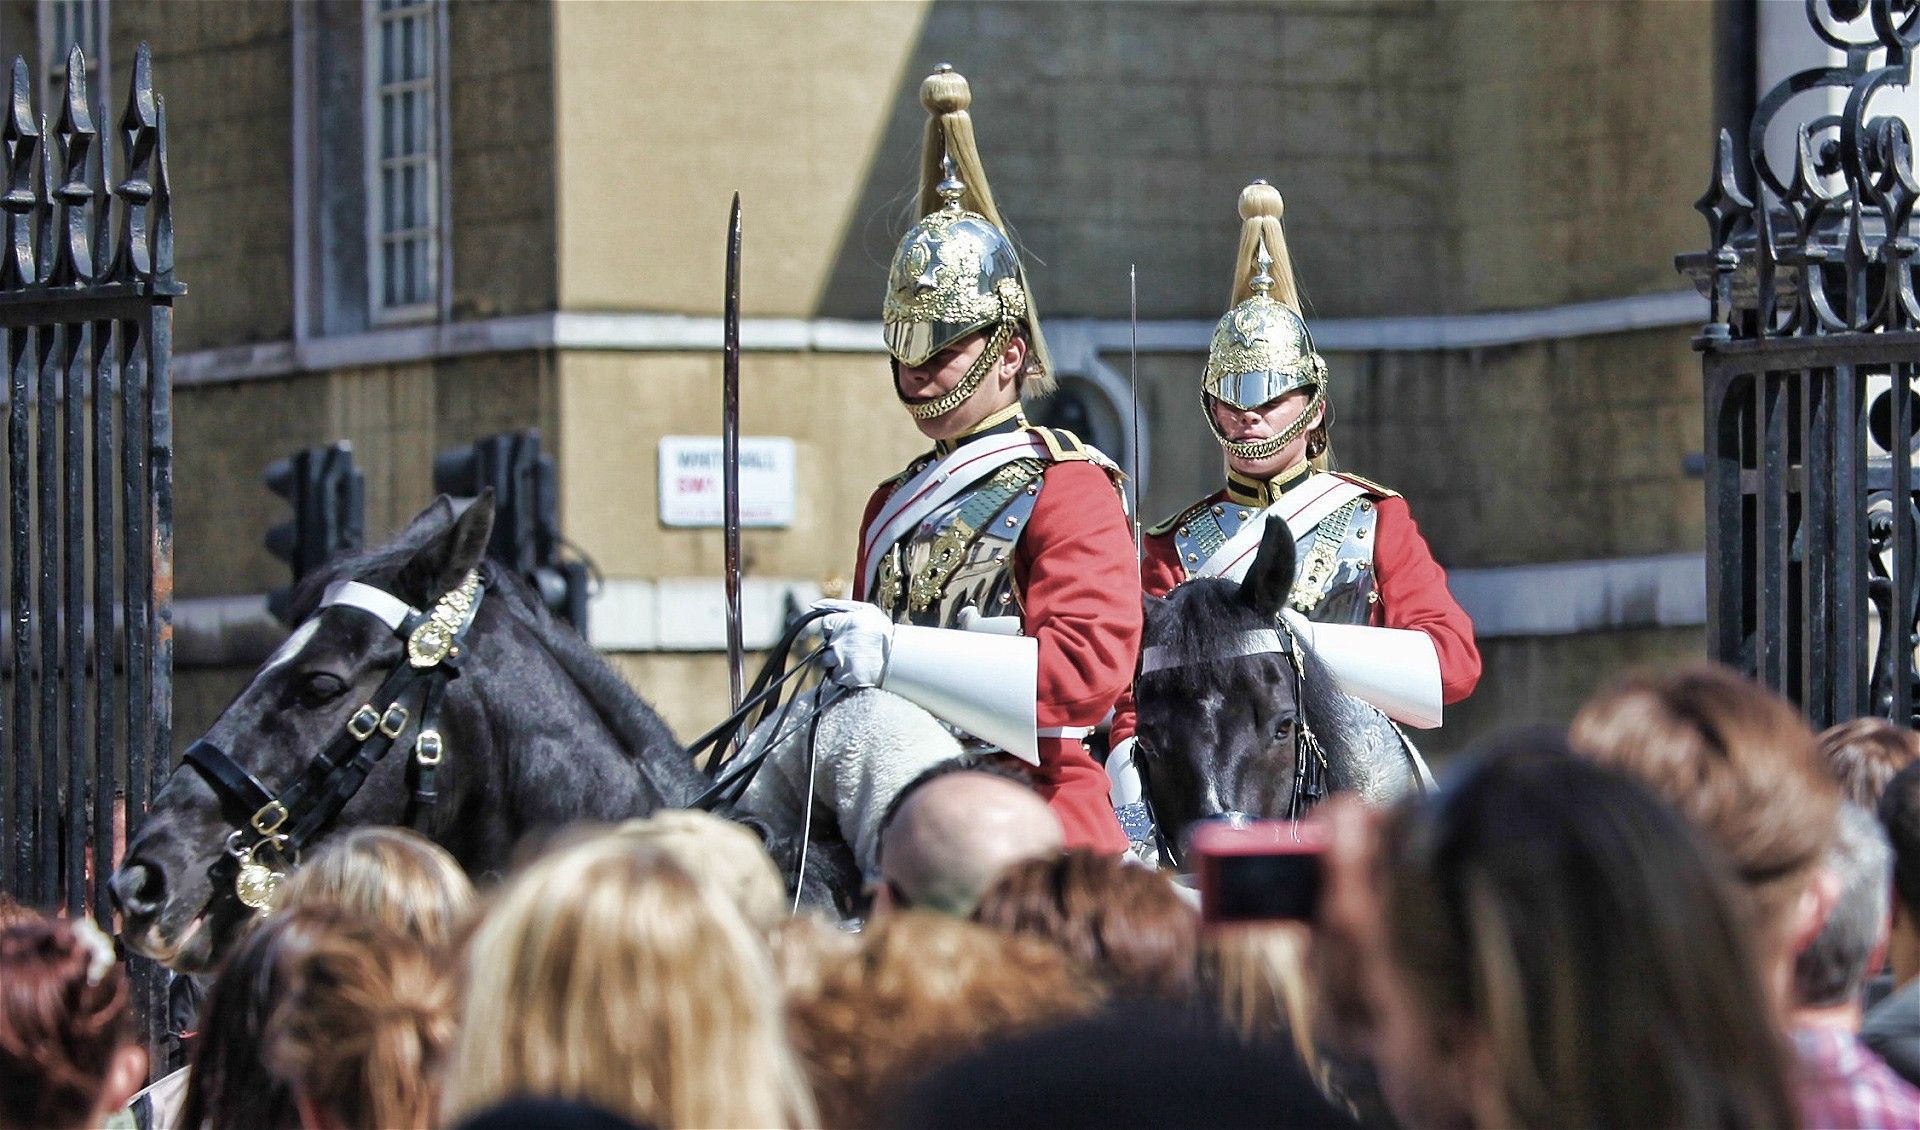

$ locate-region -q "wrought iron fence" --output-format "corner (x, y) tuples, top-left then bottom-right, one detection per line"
(1680, 0), (1920, 727)
(0, 42), (181, 1047)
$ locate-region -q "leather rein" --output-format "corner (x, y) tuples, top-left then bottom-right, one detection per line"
(1132, 618), (1331, 868)
(182, 570), (484, 914)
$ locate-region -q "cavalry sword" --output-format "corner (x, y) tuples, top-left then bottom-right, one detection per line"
(723, 193), (745, 711)
(1130, 263), (1143, 566)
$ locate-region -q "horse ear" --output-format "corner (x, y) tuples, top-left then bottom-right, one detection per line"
(1239, 518), (1297, 621)
(394, 494), (458, 545)
(394, 491), (495, 604)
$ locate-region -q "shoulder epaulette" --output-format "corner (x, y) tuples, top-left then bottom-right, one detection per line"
(1146, 496), (1213, 537)
(878, 454), (934, 493)
(1021, 425), (1090, 463)
(1332, 470), (1400, 499)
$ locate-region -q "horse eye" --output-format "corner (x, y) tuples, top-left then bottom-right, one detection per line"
(296, 672), (347, 707)
(1274, 716), (1297, 740)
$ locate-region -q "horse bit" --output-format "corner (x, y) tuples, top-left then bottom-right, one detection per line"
(181, 570), (484, 914)
(1132, 617), (1332, 867)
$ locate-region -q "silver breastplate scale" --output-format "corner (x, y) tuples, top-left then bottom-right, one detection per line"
(871, 458), (1049, 628)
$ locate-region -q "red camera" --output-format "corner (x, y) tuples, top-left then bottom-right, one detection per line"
(1190, 819), (1328, 924)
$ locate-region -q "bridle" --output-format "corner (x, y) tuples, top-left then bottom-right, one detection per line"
(1133, 618), (1331, 868)
(181, 570), (485, 914)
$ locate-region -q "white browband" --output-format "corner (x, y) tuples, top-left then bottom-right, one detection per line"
(318, 580), (419, 633)
(1138, 628), (1288, 675)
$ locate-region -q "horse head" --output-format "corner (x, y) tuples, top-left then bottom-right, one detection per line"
(1134, 519), (1369, 852)
(112, 492), (699, 972)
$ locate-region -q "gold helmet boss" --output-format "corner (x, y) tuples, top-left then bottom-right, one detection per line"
(882, 65), (1051, 420)
(1202, 182), (1328, 461)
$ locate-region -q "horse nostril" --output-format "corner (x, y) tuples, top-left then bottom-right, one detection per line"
(110, 860), (166, 919)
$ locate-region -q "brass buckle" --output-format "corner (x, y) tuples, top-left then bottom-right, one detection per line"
(415, 730), (443, 766)
(249, 800), (288, 836)
(378, 703), (411, 739)
(347, 704), (381, 741)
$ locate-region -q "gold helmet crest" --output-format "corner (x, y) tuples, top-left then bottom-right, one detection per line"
(882, 66), (1052, 420)
(1201, 182), (1328, 462)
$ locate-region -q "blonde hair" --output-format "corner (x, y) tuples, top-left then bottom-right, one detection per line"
(1200, 923), (1323, 1083)
(916, 66), (1053, 390)
(444, 835), (816, 1129)
(275, 826), (474, 952)
(786, 911), (1103, 1127)
(614, 809), (787, 934)
(263, 913), (455, 1130)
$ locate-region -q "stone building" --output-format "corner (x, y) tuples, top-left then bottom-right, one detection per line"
(2, 0), (1726, 754)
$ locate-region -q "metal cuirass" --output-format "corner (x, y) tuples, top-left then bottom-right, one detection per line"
(870, 458), (1049, 628)
(1173, 496), (1380, 625)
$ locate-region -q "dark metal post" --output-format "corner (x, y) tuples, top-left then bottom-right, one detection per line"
(1681, 0), (1920, 728)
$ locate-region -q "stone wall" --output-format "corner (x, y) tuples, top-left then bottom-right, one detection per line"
(448, 0), (556, 321)
(115, 1), (294, 353)
(173, 352), (555, 600)
(1441, 0), (1713, 311)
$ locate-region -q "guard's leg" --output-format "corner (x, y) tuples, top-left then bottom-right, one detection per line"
(1027, 738), (1129, 854)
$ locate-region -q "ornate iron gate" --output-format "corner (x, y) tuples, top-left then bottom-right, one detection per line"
(1682, 0), (1920, 727)
(0, 41), (180, 1041)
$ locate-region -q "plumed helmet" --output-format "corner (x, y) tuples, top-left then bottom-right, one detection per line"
(1202, 182), (1328, 460)
(881, 66), (1052, 418)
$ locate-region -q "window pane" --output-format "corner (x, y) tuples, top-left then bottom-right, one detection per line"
(369, 0), (440, 317)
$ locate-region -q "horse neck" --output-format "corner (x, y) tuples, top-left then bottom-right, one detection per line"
(444, 597), (701, 834)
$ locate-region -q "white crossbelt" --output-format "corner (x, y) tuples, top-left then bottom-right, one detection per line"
(1195, 473), (1368, 582)
(860, 432), (1053, 596)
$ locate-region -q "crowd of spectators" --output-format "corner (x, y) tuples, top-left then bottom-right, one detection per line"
(3, 663), (1920, 1128)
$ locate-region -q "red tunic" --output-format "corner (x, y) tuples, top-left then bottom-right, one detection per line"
(855, 458), (1139, 853)
(1108, 483), (1481, 747)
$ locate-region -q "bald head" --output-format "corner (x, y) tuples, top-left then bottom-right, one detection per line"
(880, 771), (1064, 916)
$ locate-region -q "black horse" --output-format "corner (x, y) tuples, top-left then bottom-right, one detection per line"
(1131, 518), (1431, 856)
(111, 494), (733, 971)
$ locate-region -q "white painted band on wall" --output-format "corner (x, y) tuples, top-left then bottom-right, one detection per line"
(172, 554), (1705, 670)
(171, 290), (1709, 387)
(1446, 552), (1707, 639)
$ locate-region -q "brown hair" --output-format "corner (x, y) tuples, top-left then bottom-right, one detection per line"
(1817, 717), (1920, 811)
(0, 919), (133, 1130)
(971, 850), (1198, 1002)
(179, 908), (340, 1130)
(264, 914), (455, 1130)
(786, 911), (1103, 1128)
(1382, 742), (1797, 1129)
(444, 834), (815, 1128)
(274, 825), (474, 951)
(0, 894), (41, 929)
(1570, 663), (1838, 938)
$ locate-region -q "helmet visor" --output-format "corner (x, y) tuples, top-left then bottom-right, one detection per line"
(885, 317), (986, 369)
(1205, 368), (1314, 412)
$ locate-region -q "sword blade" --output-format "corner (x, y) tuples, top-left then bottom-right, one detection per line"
(723, 192), (745, 711)
(1129, 263), (1143, 568)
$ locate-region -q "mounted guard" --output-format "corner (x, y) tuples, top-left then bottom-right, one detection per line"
(735, 65), (1139, 864)
(1108, 182), (1480, 827)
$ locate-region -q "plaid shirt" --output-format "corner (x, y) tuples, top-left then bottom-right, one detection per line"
(1796, 1026), (1920, 1129)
